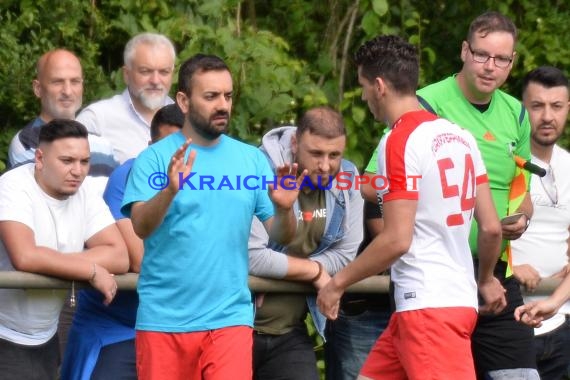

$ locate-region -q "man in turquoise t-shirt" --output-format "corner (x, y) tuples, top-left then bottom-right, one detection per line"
(122, 54), (303, 380)
(417, 11), (537, 380)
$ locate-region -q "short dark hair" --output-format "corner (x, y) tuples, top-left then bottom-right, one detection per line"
(354, 35), (419, 95)
(296, 106), (346, 140)
(522, 66), (569, 95)
(38, 119), (88, 144)
(150, 104), (184, 141)
(467, 11), (517, 44)
(177, 54), (230, 97)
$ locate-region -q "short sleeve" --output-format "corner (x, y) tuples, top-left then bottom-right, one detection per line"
(121, 148), (165, 217)
(383, 129), (420, 202)
(468, 134), (488, 185)
(103, 161), (133, 220)
(0, 167), (35, 228)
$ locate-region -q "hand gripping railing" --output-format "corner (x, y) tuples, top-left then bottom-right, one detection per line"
(0, 271), (560, 296)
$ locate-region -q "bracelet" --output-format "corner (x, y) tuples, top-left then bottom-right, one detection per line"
(89, 263), (97, 282)
(311, 261), (324, 282)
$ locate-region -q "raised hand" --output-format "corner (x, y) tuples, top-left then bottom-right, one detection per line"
(167, 138), (197, 194)
(268, 163), (308, 211)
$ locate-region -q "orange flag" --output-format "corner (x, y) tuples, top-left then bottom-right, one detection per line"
(502, 156), (530, 276)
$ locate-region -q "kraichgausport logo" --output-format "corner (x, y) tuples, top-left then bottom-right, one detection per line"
(147, 171), (421, 192)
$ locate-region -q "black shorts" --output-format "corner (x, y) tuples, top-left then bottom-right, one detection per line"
(472, 259), (536, 378)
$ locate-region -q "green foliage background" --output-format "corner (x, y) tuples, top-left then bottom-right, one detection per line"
(1, 0), (569, 174)
(1, 1), (568, 377)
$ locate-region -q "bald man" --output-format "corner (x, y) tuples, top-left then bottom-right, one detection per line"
(9, 49), (82, 165)
(8, 49), (117, 191)
(6, 48), (119, 365)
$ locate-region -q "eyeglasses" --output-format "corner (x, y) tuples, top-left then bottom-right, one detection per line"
(467, 43), (513, 68)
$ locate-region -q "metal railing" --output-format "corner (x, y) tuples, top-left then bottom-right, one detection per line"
(0, 271), (561, 296)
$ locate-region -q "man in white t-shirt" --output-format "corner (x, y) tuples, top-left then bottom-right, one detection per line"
(77, 33), (176, 164)
(317, 35), (506, 380)
(0, 119), (128, 379)
(511, 66), (570, 380)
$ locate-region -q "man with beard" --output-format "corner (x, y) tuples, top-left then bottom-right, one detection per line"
(8, 49), (117, 192)
(9, 49), (83, 167)
(416, 11), (538, 379)
(77, 32), (175, 164)
(510, 66), (570, 380)
(6, 49), (119, 362)
(60, 104), (185, 380)
(121, 54), (304, 380)
(317, 34), (505, 380)
(248, 106), (364, 380)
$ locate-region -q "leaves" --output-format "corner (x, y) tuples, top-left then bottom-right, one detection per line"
(1, 0), (569, 170)
(372, 0), (389, 16)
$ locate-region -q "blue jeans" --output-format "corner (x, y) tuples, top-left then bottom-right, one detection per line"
(534, 316), (570, 380)
(325, 308), (392, 380)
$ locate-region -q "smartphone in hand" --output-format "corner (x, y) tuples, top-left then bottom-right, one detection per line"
(500, 213), (525, 225)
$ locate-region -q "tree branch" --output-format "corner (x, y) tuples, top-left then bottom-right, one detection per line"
(338, 0), (360, 105)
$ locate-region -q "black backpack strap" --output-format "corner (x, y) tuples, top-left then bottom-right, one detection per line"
(417, 95), (437, 116)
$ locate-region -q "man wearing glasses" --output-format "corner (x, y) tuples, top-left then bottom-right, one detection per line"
(417, 11), (538, 380)
(511, 66), (570, 380)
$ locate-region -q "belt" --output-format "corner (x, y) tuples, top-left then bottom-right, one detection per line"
(340, 294), (391, 316)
